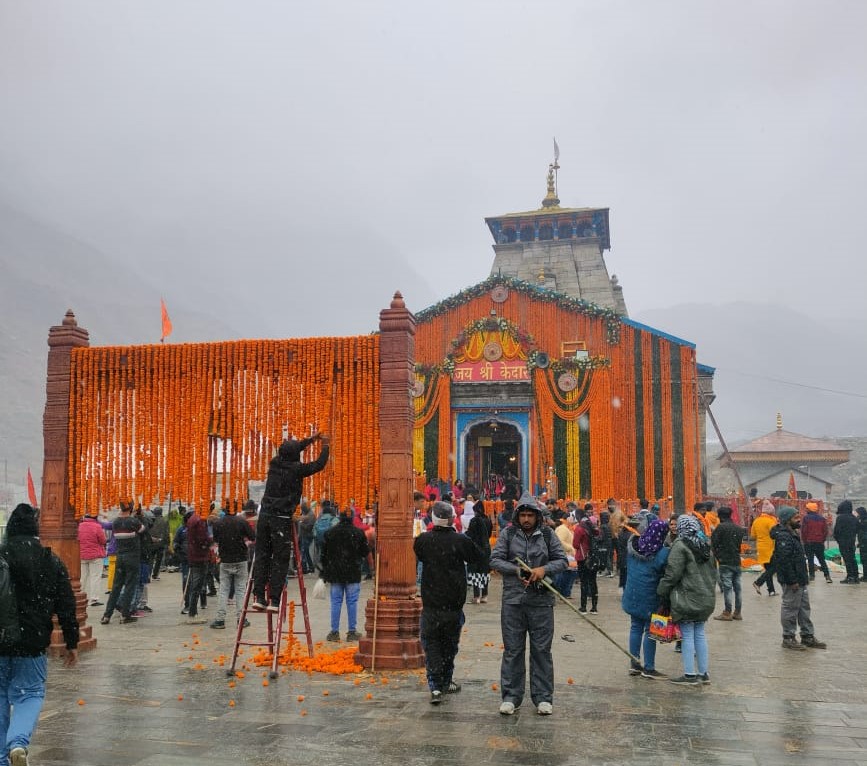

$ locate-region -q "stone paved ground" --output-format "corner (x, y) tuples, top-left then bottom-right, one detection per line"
(32, 567), (867, 766)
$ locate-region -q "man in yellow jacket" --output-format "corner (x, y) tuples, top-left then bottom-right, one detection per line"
(751, 500), (778, 596)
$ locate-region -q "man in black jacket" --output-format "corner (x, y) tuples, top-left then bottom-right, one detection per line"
(102, 502), (144, 624)
(320, 508), (369, 643)
(833, 500), (860, 584)
(210, 507), (255, 629)
(252, 433), (330, 611)
(773, 506), (827, 651)
(413, 501), (488, 704)
(711, 506), (747, 621)
(0, 504), (78, 766)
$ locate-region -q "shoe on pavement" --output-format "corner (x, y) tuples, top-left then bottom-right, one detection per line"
(237, 619), (251, 628)
(446, 681), (461, 694)
(699, 673), (711, 684)
(345, 630), (362, 642)
(430, 690), (443, 705)
(641, 669), (666, 680)
(589, 608), (598, 614)
(326, 630), (341, 642)
(90, 600), (104, 607)
(732, 611), (743, 620)
(800, 635), (827, 649)
(9, 746), (28, 766)
(186, 617), (206, 625)
(140, 605), (153, 612)
(480, 597), (488, 603)
(752, 581), (762, 595)
(537, 701), (553, 715)
(210, 620), (226, 630)
(826, 577), (834, 584)
(119, 616), (138, 624)
(713, 611), (733, 621)
(499, 701), (520, 715)
(670, 675), (699, 686)
(782, 637), (806, 651)
(629, 666), (643, 676)
(768, 591), (778, 597)
(100, 616), (111, 625)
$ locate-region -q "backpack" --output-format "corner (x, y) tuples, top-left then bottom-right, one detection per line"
(314, 513), (338, 545)
(585, 534), (607, 574)
(0, 554), (22, 644)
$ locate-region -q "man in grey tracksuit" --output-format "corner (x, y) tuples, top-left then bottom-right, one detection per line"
(490, 491), (568, 716)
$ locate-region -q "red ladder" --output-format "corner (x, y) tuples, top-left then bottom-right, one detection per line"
(228, 522), (314, 679)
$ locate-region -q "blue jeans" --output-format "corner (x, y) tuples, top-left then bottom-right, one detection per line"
(0, 655), (48, 762)
(329, 582), (361, 632)
(554, 569), (577, 598)
(629, 616), (657, 671)
(679, 621), (709, 676)
(217, 561), (248, 623)
(717, 565), (742, 613)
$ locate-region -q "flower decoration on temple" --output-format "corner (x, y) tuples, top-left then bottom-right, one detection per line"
(414, 274), (622, 345)
(550, 355), (611, 373)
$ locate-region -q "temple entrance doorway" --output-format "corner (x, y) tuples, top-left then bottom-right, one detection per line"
(464, 420), (522, 499)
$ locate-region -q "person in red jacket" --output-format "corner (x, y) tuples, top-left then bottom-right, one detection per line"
(77, 511), (107, 607)
(800, 502), (832, 584)
(185, 510), (212, 625)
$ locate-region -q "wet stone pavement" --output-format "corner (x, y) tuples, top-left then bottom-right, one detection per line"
(34, 569), (867, 766)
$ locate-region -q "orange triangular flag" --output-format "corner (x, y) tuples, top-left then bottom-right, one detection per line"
(787, 471), (798, 500)
(26, 467), (38, 507)
(160, 297), (173, 342)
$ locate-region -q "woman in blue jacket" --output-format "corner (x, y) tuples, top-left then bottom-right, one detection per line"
(621, 518), (670, 679)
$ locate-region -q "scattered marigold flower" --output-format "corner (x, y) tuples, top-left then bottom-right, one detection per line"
(262, 680), (269, 687)
(228, 700), (235, 707)
(365, 693), (373, 700)
(491, 683), (498, 691)
(300, 710), (307, 716)
(353, 679), (361, 686)
(567, 678), (574, 685)
(297, 695), (305, 702)
(177, 695), (184, 701)
(323, 690), (330, 696)
(228, 681), (236, 688)
(235, 671), (245, 679)
(77, 699), (85, 706)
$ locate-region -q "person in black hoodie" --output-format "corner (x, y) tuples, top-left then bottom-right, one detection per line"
(773, 506), (827, 650)
(0, 504), (78, 766)
(856, 507), (867, 582)
(320, 507), (369, 643)
(413, 501), (488, 704)
(833, 500), (860, 584)
(252, 433), (330, 611)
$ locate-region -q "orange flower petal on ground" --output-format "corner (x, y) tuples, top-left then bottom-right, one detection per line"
(77, 699), (85, 706)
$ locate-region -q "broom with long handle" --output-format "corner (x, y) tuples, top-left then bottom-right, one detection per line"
(514, 557), (640, 664)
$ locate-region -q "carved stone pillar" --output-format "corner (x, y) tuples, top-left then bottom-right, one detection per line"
(41, 310), (96, 655)
(356, 292), (424, 669)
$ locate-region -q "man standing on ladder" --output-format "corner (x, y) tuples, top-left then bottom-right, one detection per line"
(252, 432), (330, 612)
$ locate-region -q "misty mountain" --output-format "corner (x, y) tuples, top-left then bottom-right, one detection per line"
(634, 303), (867, 444)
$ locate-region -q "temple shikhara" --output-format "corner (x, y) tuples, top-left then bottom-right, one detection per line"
(37, 159), (715, 665)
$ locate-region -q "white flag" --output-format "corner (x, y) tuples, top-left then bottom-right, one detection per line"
(553, 137), (560, 162)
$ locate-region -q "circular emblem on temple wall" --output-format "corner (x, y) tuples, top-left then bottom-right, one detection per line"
(483, 341), (503, 361)
(490, 285), (509, 303)
(557, 372), (578, 392)
(411, 380), (425, 398)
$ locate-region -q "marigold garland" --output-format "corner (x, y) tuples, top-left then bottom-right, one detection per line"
(68, 337), (380, 515)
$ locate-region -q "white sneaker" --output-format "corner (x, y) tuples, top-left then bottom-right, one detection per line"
(10, 747), (28, 766)
(537, 701), (553, 716)
(499, 701), (519, 715)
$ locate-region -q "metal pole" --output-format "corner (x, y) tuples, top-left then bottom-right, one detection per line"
(701, 393), (752, 524)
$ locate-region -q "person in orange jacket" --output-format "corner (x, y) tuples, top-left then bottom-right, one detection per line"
(750, 500), (778, 596)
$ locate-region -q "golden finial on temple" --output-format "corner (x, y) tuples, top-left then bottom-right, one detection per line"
(541, 138), (561, 209)
(776, 412), (783, 430)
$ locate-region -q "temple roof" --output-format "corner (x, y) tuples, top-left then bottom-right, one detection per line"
(730, 428), (849, 463)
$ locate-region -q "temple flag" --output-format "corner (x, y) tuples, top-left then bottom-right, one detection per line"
(787, 471), (798, 500)
(26, 467), (38, 507)
(553, 137), (560, 162)
(160, 298), (173, 343)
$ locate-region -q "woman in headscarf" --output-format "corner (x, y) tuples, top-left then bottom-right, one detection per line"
(621, 518), (670, 679)
(657, 515), (717, 685)
(466, 500), (493, 603)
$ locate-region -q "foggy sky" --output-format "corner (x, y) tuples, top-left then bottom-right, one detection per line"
(2, 2), (866, 340)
